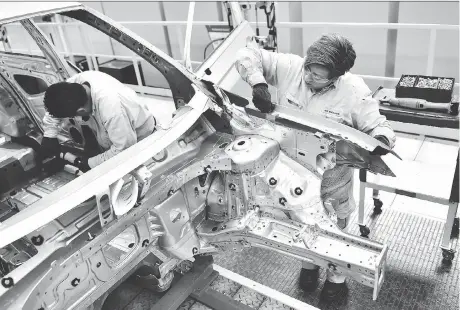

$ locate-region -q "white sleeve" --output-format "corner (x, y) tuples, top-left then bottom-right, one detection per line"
(351, 96), (396, 149)
(87, 96), (137, 168)
(234, 45), (301, 88)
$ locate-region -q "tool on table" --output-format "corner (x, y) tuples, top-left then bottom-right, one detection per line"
(373, 86), (458, 115)
(381, 96), (452, 113)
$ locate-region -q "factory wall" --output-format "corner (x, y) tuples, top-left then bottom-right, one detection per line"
(74, 1), (459, 91)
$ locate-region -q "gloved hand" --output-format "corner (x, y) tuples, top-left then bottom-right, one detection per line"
(252, 83), (275, 113)
(374, 135), (390, 147)
(370, 135), (391, 156)
(40, 137), (61, 158)
(74, 156), (91, 172)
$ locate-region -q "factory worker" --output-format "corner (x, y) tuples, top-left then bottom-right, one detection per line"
(40, 70), (156, 172)
(235, 33), (396, 299)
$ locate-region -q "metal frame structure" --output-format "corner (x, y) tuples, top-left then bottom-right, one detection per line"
(0, 3), (457, 309)
(0, 3), (400, 309)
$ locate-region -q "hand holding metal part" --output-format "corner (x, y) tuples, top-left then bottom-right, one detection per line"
(252, 83), (275, 113)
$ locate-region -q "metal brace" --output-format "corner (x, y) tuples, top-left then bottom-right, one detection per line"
(95, 189), (115, 227)
(132, 165), (153, 203)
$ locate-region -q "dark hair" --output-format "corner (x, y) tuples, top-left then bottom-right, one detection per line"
(43, 82), (87, 118)
(305, 33), (356, 77)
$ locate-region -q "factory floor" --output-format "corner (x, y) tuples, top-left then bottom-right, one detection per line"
(117, 95), (459, 309)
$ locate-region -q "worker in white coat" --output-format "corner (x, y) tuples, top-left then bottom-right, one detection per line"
(40, 70), (156, 172)
(235, 33), (396, 299)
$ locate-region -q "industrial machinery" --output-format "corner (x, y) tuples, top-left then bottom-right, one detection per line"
(235, 1), (277, 51)
(0, 3), (398, 309)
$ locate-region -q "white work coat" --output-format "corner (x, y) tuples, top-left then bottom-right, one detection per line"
(235, 46), (396, 219)
(43, 71), (156, 168)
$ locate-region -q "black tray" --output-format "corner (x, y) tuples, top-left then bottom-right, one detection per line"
(395, 74), (455, 103)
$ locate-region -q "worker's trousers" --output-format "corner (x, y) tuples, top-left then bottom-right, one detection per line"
(301, 216), (350, 283)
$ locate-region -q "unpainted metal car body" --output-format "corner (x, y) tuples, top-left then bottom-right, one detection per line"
(0, 3), (399, 309)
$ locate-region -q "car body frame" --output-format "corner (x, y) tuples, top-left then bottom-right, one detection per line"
(0, 3), (398, 309)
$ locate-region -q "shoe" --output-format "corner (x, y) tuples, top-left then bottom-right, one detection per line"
(320, 280), (348, 300)
(299, 268), (319, 291)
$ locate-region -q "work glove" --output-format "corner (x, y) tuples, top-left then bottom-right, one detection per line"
(370, 135), (391, 156)
(252, 83), (275, 113)
(40, 137), (61, 159)
(74, 156), (91, 173)
(374, 135), (390, 147)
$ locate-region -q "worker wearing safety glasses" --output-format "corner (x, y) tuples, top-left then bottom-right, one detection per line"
(235, 33), (396, 299)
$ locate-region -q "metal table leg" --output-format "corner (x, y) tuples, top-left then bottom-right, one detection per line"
(441, 152), (460, 261)
(372, 185), (383, 214)
(440, 202), (459, 261)
(358, 169), (370, 237)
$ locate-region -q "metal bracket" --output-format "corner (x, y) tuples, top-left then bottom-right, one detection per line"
(95, 189), (115, 227)
(131, 165), (153, 203)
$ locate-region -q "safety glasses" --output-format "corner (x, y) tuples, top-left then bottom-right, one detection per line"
(303, 65), (330, 83)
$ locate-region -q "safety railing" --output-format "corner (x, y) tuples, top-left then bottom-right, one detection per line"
(268, 21), (459, 79)
(112, 20), (459, 85)
(36, 20), (458, 74)
(5, 19), (459, 94)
